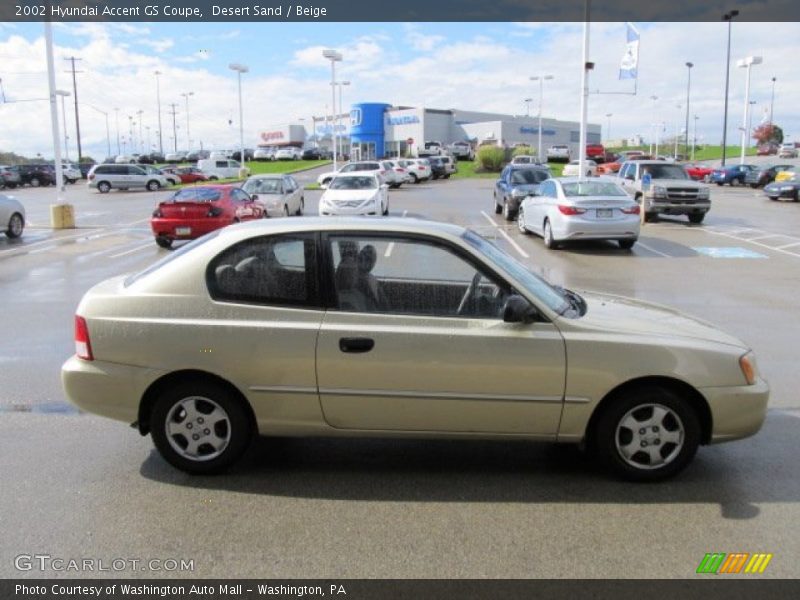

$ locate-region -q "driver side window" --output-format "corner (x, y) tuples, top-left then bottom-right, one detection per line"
(327, 235), (510, 318)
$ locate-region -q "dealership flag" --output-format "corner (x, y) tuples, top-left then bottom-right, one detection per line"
(619, 22), (640, 80)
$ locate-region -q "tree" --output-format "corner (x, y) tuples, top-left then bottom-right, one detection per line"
(752, 123), (784, 145)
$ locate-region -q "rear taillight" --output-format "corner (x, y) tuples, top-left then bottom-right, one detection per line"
(208, 206), (223, 217)
(88, 174), (95, 180)
(558, 205), (587, 216)
(152, 207), (162, 217)
(74, 316), (93, 361)
(621, 205), (641, 215)
(396, 168), (406, 173)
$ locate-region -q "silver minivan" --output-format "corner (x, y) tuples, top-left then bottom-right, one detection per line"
(88, 164), (168, 193)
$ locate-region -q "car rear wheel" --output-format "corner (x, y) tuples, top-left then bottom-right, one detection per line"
(97, 181), (111, 193)
(593, 386), (701, 482)
(155, 236), (173, 249)
(30, 177), (41, 187)
(6, 212), (24, 238)
(688, 213), (705, 224)
(150, 381), (253, 475)
(494, 193), (502, 214)
(517, 207), (529, 234)
(730, 178), (739, 187)
(543, 219), (559, 249)
(146, 180), (161, 191)
(410, 173), (419, 184)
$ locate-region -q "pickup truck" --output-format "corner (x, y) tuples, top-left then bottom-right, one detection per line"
(448, 141), (474, 160)
(615, 160), (710, 223)
(546, 145), (571, 162)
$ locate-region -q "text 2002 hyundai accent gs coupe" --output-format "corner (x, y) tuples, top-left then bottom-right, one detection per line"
(62, 218), (768, 481)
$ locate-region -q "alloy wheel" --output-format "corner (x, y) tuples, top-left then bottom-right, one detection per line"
(614, 403), (685, 470)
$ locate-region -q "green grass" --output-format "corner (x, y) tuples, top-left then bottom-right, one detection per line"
(606, 145), (757, 162)
(451, 160), (565, 179)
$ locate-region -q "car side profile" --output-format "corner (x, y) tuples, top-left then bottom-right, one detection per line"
(241, 174), (304, 217)
(0, 193), (25, 238)
(88, 164), (168, 193)
(62, 218), (768, 481)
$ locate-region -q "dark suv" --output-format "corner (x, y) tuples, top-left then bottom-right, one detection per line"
(494, 165), (551, 221)
(428, 157), (448, 180)
(18, 164), (55, 187)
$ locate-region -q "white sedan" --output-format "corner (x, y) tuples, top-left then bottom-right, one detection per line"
(274, 147), (302, 161)
(563, 160), (598, 177)
(1, 194), (25, 238)
(319, 174), (389, 216)
(518, 178), (640, 250)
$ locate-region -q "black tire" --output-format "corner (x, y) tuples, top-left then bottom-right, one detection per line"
(749, 183), (758, 189)
(383, 200), (389, 216)
(150, 380), (253, 475)
(283, 205), (290, 218)
(295, 198), (304, 216)
(97, 181), (111, 193)
(688, 213), (705, 224)
(730, 178), (739, 187)
(767, 196), (778, 202)
(6, 183), (17, 189)
(494, 193), (502, 214)
(6, 212), (24, 239)
(146, 180), (161, 191)
(644, 212), (658, 223)
(155, 236), (173, 249)
(517, 207), (530, 234)
(502, 198), (515, 222)
(716, 182), (723, 186)
(410, 173), (419, 184)
(543, 219), (559, 249)
(618, 239), (636, 250)
(444, 174), (451, 179)
(30, 177), (41, 187)
(593, 385), (701, 482)
(208, 176), (219, 181)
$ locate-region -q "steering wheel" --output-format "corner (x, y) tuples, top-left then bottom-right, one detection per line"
(457, 272), (483, 315)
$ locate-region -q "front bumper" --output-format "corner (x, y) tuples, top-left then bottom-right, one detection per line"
(648, 199), (711, 215)
(701, 378), (770, 443)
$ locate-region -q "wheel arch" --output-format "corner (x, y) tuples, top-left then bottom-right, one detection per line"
(137, 369), (256, 436)
(584, 375), (713, 447)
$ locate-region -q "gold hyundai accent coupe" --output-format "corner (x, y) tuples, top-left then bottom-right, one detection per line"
(62, 218), (769, 481)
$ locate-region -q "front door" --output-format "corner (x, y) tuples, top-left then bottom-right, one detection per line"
(316, 233), (566, 436)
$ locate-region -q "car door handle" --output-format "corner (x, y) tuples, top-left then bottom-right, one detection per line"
(339, 337), (375, 353)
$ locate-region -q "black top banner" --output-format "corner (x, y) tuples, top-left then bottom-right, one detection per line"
(2, 0), (799, 22)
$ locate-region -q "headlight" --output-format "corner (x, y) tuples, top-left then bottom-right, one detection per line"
(512, 189), (528, 198)
(650, 185), (667, 199)
(739, 351), (758, 385)
(698, 187), (710, 199)
(780, 186), (794, 191)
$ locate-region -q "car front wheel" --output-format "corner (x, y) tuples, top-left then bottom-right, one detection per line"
(147, 180), (161, 191)
(517, 207), (529, 234)
(97, 181), (111, 193)
(618, 239), (636, 250)
(593, 386), (701, 482)
(150, 381), (253, 474)
(502, 198), (514, 221)
(688, 213), (705, 224)
(6, 212), (24, 238)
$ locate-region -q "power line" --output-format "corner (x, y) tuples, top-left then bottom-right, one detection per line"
(64, 56), (84, 160)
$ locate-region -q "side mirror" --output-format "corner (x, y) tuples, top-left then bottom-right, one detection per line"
(503, 295), (538, 324)
(250, 194), (259, 201)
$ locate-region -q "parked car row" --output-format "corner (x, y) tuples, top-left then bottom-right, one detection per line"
(252, 146), (333, 162)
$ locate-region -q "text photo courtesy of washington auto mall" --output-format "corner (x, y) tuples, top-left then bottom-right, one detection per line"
(2, 0), (800, 598)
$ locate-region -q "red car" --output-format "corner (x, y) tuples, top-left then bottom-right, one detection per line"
(161, 166), (209, 184)
(586, 143), (606, 163)
(683, 163), (714, 182)
(150, 185), (264, 248)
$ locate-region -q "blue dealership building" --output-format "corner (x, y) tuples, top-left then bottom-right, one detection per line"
(308, 103), (601, 160)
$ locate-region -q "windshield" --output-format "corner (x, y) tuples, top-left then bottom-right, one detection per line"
(462, 230), (570, 315)
(511, 169), (549, 185)
(641, 164), (689, 180)
(330, 176), (377, 190)
(562, 182), (627, 197)
(242, 178), (282, 194)
(167, 188), (222, 202)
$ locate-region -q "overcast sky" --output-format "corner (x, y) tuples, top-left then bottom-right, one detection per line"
(0, 21), (796, 159)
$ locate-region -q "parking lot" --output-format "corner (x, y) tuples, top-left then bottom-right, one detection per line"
(2, 163), (800, 578)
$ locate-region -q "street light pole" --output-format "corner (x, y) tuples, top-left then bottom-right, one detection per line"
(684, 62), (693, 159)
(737, 55), (762, 164)
(181, 91), (194, 150)
(523, 98), (532, 118)
(336, 81), (350, 159)
(229, 63), (249, 173)
(323, 50), (343, 169)
(605, 113), (613, 143)
(136, 109), (144, 154)
(692, 115), (699, 161)
(748, 100), (756, 145)
(769, 76), (776, 124)
(649, 95), (658, 154)
(674, 105), (681, 158)
(530, 75), (554, 163)
(114, 108), (120, 156)
(55, 90), (71, 161)
(721, 10), (739, 167)
(154, 70), (164, 155)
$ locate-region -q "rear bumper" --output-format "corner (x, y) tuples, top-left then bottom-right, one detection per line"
(61, 356), (165, 425)
(701, 379), (770, 443)
(151, 216), (228, 240)
(552, 214), (641, 241)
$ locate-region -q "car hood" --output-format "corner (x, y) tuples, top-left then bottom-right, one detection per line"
(321, 189), (378, 202)
(567, 291), (747, 349)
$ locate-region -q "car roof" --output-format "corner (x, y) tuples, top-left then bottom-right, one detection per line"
(229, 216), (466, 239)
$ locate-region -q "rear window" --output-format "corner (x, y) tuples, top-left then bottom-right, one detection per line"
(167, 188), (223, 202)
(511, 169), (549, 184)
(562, 182), (627, 197)
(124, 230), (221, 287)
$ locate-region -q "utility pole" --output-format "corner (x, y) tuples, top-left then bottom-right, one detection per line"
(64, 56), (83, 160)
(114, 108), (120, 155)
(137, 110), (144, 154)
(169, 103), (179, 152)
(155, 71), (164, 154)
(769, 76), (776, 124)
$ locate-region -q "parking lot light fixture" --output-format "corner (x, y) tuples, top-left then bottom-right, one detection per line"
(530, 75), (554, 161)
(323, 49), (343, 170)
(336, 81), (350, 159)
(229, 64), (249, 174)
(523, 98), (533, 118)
(605, 113), (613, 142)
(737, 55), (762, 164)
(684, 62), (693, 159)
(721, 9), (740, 166)
(55, 90), (71, 161)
